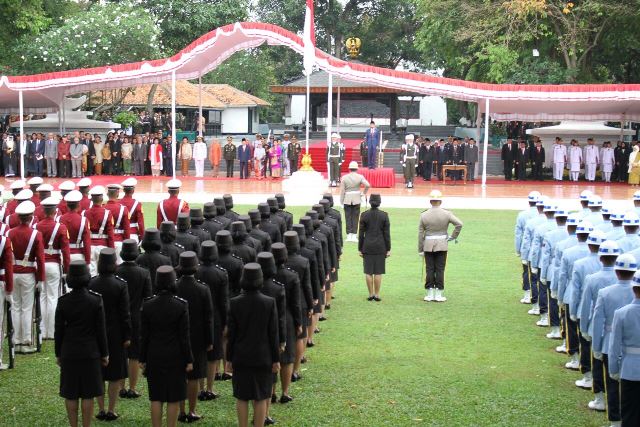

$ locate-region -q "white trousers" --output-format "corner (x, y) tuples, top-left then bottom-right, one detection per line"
(11, 273), (36, 345)
(0, 283), (6, 364)
(571, 171), (580, 181)
(603, 172), (612, 182)
(70, 253), (86, 264)
(553, 163), (564, 180)
(114, 241), (123, 265)
(90, 245), (107, 276)
(195, 160), (205, 177)
(41, 262), (61, 339)
(585, 163), (597, 181)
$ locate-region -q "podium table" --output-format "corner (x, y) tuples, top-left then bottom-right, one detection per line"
(441, 165), (467, 184)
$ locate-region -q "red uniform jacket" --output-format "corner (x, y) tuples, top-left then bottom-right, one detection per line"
(79, 195), (91, 213)
(58, 201), (69, 216)
(83, 206), (115, 248)
(5, 198), (19, 217)
(5, 213), (36, 229)
(8, 223), (45, 281)
(30, 194), (41, 208)
(105, 200), (130, 242)
(57, 141), (70, 160)
(34, 205), (61, 223)
(36, 217), (71, 273)
(120, 195), (145, 238)
(0, 235), (14, 293)
(156, 195), (190, 228)
(59, 211), (91, 263)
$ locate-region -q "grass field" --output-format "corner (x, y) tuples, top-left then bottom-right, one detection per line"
(0, 204), (607, 426)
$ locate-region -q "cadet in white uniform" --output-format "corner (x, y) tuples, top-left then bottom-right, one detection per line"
(568, 140), (583, 181)
(601, 141), (615, 182)
(552, 137), (567, 181)
(583, 138), (600, 182)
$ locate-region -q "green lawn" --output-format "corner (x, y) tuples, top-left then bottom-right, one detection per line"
(0, 205), (606, 426)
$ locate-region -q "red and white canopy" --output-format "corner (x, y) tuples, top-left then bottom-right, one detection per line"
(2, 22), (639, 120)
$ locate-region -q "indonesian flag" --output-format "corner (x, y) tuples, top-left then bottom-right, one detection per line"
(303, 0), (315, 76)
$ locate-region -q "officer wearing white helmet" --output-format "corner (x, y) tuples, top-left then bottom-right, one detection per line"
(418, 190), (463, 302)
(577, 240), (620, 411)
(616, 212), (640, 253)
(606, 212), (626, 241)
(596, 207), (613, 233)
(520, 196), (548, 311)
(515, 191), (541, 303)
(339, 161), (370, 242)
(327, 133), (344, 187)
(584, 195), (604, 225)
(591, 253), (637, 426)
(400, 134), (418, 188)
(577, 190), (593, 218)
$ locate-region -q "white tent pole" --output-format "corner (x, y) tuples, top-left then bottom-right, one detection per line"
(475, 103), (482, 142)
(171, 70), (177, 179)
(621, 114), (625, 143)
(336, 86), (341, 133)
(198, 75), (203, 138)
(326, 73), (333, 145)
(19, 90), (25, 180)
(62, 98), (66, 133)
(305, 74), (310, 154)
(58, 104), (63, 134)
(482, 98), (490, 188)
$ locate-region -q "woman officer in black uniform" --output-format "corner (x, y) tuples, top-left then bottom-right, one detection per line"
(358, 193), (391, 301)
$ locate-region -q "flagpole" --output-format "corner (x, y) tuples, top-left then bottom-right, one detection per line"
(305, 75), (310, 155)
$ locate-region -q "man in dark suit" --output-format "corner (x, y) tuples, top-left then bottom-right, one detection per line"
(445, 138), (465, 181)
(237, 138), (252, 179)
(501, 139), (514, 180)
(30, 133), (45, 177)
(531, 139), (545, 180)
(435, 139), (447, 179)
(515, 140), (529, 180)
(419, 138), (435, 180)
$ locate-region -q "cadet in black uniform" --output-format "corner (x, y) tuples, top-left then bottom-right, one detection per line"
(248, 209), (272, 252)
(136, 229), (172, 293)
(176, 252), (214, 423)
(274, 193), (293, 231)
(283, 232), (313, 383)
(195, 241), (229, 400)
(227, 263), (279, 427)
(267, 198), (287, 238)
(322, 193), (343, 247)
(259, 203), (282, 244)
(159, 221), (183, 267)
(223, 194), (240, 222)
(301, 215), (331, 329)
(238, 214), (263, 252)
(89, 248), (132, 422)
(213, 198), (232, 230)
(202, 202), (226, 238)
(307, 209), (337, 318)
(272, 243), (302, 404)
(188, 208), (211, 244)
(175, 213), (200, 254)
(358, 194), (391, 301)
(230, 221), (257, 264)
(116, 240), (152, 400)
(140, 266), (193, 427)
(55, 261), (108, 427)
(215, 230), (244, 298)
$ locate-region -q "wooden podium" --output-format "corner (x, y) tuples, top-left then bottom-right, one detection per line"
(441, 164), (467, 184)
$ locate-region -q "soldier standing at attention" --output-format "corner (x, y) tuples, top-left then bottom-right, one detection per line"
(418, 190), (463, 303)
(223, 136), (237, 178)
(364, 120), (381, 169)
(288, 135), (301, 174)
(327, 133), (343, 187)
(156, 179), (189, 228)
(400, 134), (418, 188)
(340, 161), (370, 243)
(358, 194), (390, 302)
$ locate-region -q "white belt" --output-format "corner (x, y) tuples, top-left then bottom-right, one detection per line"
(329, 155), (340, 158)
(0, 269), (4, 275)
(15, 259), (36, 267)
(347, 191), (361, 194)
(44, 248), (61, 255)
(425, 235), (448, 240)
(114, 230), (125, 234)
(91, 233), (107, 239)
(625, 347), (640, 355)
(130, 222), (139, 228)
(69, 243), (84, 249)
(405, 156), (417, 159)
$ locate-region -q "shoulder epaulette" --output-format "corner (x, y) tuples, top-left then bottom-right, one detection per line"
(173, 295), (187, 303)
(213, 219), (223, 225)
(231, 254), (243, 262)
(273, 279), (285, 287)
(143, 295), (155, 302)
(174, 242), (184, 249)
(114, 275), (127, 283)
(215, 264), (227, 272)
(88, 289), (101, 297)
(196, 279), (207, 286)
(286, 267), (295, 273)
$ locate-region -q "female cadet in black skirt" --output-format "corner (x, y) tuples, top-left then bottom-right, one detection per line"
(140, 266), (193, 427)
(358, 193), (391, 301)
(227, 263), (280, 427)
(55, 260), (109, 427)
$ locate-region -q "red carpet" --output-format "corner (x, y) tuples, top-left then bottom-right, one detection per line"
(307, 139), (361, 173)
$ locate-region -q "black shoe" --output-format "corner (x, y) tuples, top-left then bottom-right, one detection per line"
(319, 316), (327, 321)
(307, 341), (315, 348)
(271, 394), (277, 403)
(197, 390), (208, 401)
(331, 296), (335, 299)
(206, 391), (219, 400)
(221, 373), (233, 381)
(374, 296), (381, 302)
(314, 328), (321, 334)
(104, 412), (119, 422)
(214, 373), (223, 381)
(187, 413), (202, 423)
(127, 389), (141, 399)
(119, 389), (129, 399)
(325, 304), (331, 310)
(178, 413), (189, 423)
(265, 416), (276, 425)
(367, 296), (374, 301)
(279, 395), (293, 404)
(96, 410), (107, 421)
(291, 373), (301, 382)
(300, 356), (307, 364)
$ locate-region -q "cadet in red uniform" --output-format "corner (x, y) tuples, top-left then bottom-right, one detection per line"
(84, 186), (115, 276)
(36, 196), (71, 339)
(57, 181), (76, 216)
(77, 178), (92, 213)
(8, 200), (45, 353)
(120, 178), (145, 243)
(156, 179), (189, 227)
(5, 189), (36, 229)
(5, 180), (26, 217)
(0, 231), (13, 369)
(27, 177), (43, 207)
(34, 184), (57, 222)
(59, 191), (91, 265)
(105, 184), (130, 263)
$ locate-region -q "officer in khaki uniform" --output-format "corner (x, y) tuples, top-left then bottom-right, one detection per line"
(288, 136), (301, 173)
(418, 190), (463, 302)
(223, 136), (237, 177)
(401, 134), (419, 188)
(327, 133), (344, 187)
(340, 161), (370, 242)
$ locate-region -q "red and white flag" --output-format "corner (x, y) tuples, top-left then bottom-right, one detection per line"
(303, 0), (316, 76)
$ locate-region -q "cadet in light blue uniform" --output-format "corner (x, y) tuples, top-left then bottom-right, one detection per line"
(576, 190), (594, 219)
(538, 209), (571, 331)
(567, 230), (606, 385)
(596, 207), (613, 234)
(578, 240), (620, 412)
(592, 253), (637, 426)
(528, 201), (558, 317)
(633, 190), (640, 217)
(558, 221), (594, 366)
(615, 212), (640, 253)
(608, 272), (640, 427)
(515, 191), (541, 304)
(606, 212), (625, 241)
(583, 195), (604, 226)
(519, 196), (548, 308)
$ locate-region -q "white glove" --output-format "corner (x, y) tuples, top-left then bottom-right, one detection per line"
(521, 259), (528, 265)
(551, 290), (558, 299)
(5, 292), (12, 305)
(611, 373), (620, 381)
(36, 281), (44, 292)
(531, 268), (538, 274)
(583, 334), (591, 342)
(540, 278), (547, 285)
(570, 315), (577, 322)
(418, 252), (424, 257)
(593, 351), (603, 360)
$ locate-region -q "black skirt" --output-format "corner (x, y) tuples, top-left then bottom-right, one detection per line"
(128, 319), (141, 360)
(102, 344), (128, 381)
(207, 315), (224, 361)
(60, 358), (104, 400)
(232, 366), (274, 401)
(187, 349), (207, 380)
(363, 253), (386, 275)
(146, 364), (187, 403)
(280, 313), (296, 365)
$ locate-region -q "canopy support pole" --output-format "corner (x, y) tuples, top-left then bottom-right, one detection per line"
(171, 70), (177, 179)
(62, 98), (66, 133)
(19, 90), (25, 180)
(198, 76), (203, 138)
(481, 98), (490, 188)
(621, 114), (625, 143)
(58, 105), (63, 134)
(336, 86), (341, 133)
(326, 73), (333, 145)
(305, 74), (310, 154)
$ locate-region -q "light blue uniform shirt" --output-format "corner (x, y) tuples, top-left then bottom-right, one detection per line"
(616, 232), (640, 253)
(529, 218), (556, 268)
(520, 214), (546, 262)
(592, 280), (635, 354)
(608, 299), (640, 380)
(515, 207), (538, 254)
(596, 220), (613, 234)
(568, 252), (601, 317)
(579, 266), (617, 337)
(584, 211), (604, 226)
(558, 242), (590, 304)
(606, 225), (625, 241)
(550, 235), (578, 292)
(540, 226), (569, 283)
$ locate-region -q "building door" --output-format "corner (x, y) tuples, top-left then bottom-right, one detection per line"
(247, 108), (253, 134)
